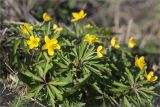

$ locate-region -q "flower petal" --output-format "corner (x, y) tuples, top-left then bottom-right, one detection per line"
(30, 35), (34, 40)
(48, 49), (54, 56)
(151, 76), (158, 81)
(128, 37), (135, 48)
(55, 44), (61, 50)
(26, 40), (31, 45)
(43, 12), (51, 21)
(36, 37), (40, 42)
(42, 44), (47, 50)
(51, 39), (58, 44)
(148, 71), (154, 76)
(44, 36), (50, 43)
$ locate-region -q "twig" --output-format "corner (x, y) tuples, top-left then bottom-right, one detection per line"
(0, 28), (8, 43)
(6, 0), (38, 23)
(4, 62), (15, 74)
(2, 82), (6, 93)
(31, 98), (46, 107)
(125, 19), (133, 43)
(4, 20), (25, 25)
(114, 0), (122, 32)
(2, 28), (8, 35)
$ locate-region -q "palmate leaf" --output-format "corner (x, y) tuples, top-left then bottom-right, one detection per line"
(82, 46), (95, 61)
(58, 51), (71, 65)
(61, 38), (72, 46)
(66, 68), (91, 95)
(90, 63), (111, 76)
(61, 99), (85, 107)
(43, 61), (53, 78)
(24, 84), (44, 100)
(49, 73), (72, 86)
(34, 59), (52, 78)
(52, 60), (71, 75)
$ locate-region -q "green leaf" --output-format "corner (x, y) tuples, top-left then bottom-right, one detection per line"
(13, 39), (21, 55)
(91, 83), (103, 94)
(102, 94), (112, 107)
(58, 51), (70, 65)
(82, 46), (95, 61)
(49, 85), (63, 101)
(43, 52), (50, 61)
(44, 61), (53, 78)
(61, 99), (85, 107)
(125, 67), (134, 85)
(66, 69), (91, 95)
(138, 90), (150, 99)
(54, 61), (68, 69)
(62, 38), (72, 46)
(36, 65), (44, 78)
(110, 64), (119, 72)
(113, 81), (128, 88)
(135, 91), (141, 102)
(24, 85), (43, 100)
(140, 88), (160, 96)
(23, 70), (42, 82)
(122, 96), (131, 107)
(47, 86), (55, 107)
(49, 74), (72, 86)
(110, 88), (128, 92)
(78, 41), (87, 59)
(86, 65), (102, 76)
(135, 70), (145, 82)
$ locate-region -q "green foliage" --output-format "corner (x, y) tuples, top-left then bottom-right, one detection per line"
(8, 13), (159, 107)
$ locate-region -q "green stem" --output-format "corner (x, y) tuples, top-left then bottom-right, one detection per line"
(74, 22), (79, 37)
(46, 22), (51, 36)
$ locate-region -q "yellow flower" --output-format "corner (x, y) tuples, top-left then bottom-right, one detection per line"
(71, 10), (87, 22)
(84, 34), (99, 45)
(135, 56), (146, 70)
(43, 12), (51, 22)
(145, 71), (158, 82)
(26, 35), (40, 49)
(53, 24), (63, 33)
(85, 23), (93, 28)
(110, 37), (120, 49)
(42, 36), (60, 56)
(128, 37), (135, 48)
(97, 46), (104, 57)
(20, 23), (33, 35)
